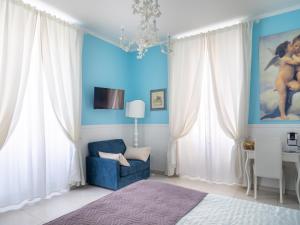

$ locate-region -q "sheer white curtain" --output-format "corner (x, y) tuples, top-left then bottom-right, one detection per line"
(0, 0), (37, 149)
(178, 69), (236, 183)
(41, 16), (84, 185)
(207, 23), (252, 181)
(0, 0), (84, 212)
(170, 22), (252, 184)
(167, 35), (206, 176)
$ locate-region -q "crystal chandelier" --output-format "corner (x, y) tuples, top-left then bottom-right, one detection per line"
(119, 0), (172, 59)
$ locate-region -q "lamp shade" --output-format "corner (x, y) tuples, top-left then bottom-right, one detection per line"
(126, 100), (145, 118)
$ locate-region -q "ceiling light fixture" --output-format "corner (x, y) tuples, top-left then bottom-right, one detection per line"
(119, 0), (172, 59)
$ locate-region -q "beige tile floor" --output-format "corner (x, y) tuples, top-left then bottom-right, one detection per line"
(0, 173), (299, 225)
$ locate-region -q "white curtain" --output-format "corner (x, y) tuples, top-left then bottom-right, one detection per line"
(169, 22), (252, 184)
(178, 72), (236, 183)
(41, 16), (85, 185)
(0, 0), (37, 149)
(167, 35), (206, 176)
(207, 22), (252, 181)
(0, 0), (84, 212)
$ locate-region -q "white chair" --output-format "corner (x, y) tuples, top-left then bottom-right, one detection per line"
(254, 137), (283, 203)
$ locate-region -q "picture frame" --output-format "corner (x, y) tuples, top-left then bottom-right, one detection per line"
(259, 29), (300, 121)
(150, 89), (167, 111)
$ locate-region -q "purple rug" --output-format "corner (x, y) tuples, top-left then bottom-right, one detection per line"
(44, 180), (207, 225)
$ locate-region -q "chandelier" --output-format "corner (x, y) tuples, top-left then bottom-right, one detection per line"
(119, 0), (172, 59)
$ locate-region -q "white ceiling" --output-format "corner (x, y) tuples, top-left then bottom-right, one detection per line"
(25, 0), (300, 45)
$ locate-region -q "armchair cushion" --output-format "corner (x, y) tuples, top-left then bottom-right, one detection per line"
(99, 151), (130, 167)
(120, 159), (150, 177)
(124, 147), (151, 162)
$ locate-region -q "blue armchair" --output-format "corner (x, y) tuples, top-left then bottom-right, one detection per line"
(86, 139), (150, 190)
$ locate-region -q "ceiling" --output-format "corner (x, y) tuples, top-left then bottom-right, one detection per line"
(24, 0), (300, 45)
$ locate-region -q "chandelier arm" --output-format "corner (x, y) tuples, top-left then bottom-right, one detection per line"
(119, 0), (172, 59)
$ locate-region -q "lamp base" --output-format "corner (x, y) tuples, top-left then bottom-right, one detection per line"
(133, 118), (138, 147)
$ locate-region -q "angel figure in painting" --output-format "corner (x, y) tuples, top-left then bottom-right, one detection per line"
(262, 35), (300, 120)
(286, 35), (300, 91)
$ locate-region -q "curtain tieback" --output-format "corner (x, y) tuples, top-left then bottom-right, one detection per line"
(233, 138), (243, 147)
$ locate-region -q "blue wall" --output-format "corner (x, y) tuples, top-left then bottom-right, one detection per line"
(129, 47), (169, 124)
(82, 34), (133, 125)
(249, 9), (300, 124)
(82, 9), (300, 125)
(82, 34), (168, 125)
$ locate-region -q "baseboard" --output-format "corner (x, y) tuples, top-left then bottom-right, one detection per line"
(151, 170), (165, 175)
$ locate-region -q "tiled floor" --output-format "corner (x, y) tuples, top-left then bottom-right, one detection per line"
(0, 174), (299, 225)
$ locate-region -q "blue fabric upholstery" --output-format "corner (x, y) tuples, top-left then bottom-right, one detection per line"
(86, 139), (150, 190)
(88, 139), (126, 157)
(120, 159), (150, 177)
(86, 156), (120, 190)
(119, 169), (150, 189)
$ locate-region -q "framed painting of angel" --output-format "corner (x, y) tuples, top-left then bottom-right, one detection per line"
(260, 29), (300, 121)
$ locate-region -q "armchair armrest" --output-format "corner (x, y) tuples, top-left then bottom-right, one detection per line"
(86, 156), (120, 190)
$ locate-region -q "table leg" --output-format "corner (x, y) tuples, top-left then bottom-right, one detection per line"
(295, 161), (300, 204)
(245, 153), (251, 195)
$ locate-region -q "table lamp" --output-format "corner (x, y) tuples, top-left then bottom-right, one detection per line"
(126, 100), (145, 147)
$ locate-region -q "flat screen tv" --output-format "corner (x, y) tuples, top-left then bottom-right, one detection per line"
(93, 87), (125, 109)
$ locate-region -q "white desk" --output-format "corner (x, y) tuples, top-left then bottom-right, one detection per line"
(244, 150), (300, 203)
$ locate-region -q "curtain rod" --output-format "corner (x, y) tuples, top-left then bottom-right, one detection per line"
(10, 0), (80, 30)
(173, 3), (300, 40)
(174, 18), (255, 40)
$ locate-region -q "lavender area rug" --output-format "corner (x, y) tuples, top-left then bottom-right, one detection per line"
(44, 180), (207, 225)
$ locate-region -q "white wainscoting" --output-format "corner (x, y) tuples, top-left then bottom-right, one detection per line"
(80, 123), (299, 191)
(80, 124), (169, 173)
(248, 124), (300, 191)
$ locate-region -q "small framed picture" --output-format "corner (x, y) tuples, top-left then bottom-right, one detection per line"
(150, 89), (167, 111)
